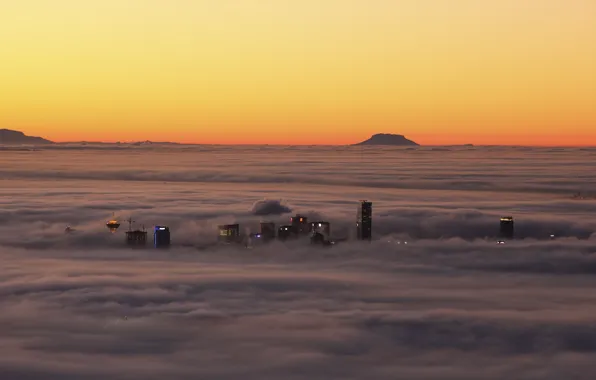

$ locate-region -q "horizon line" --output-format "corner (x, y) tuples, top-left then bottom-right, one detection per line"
(22, 140), (596, 148)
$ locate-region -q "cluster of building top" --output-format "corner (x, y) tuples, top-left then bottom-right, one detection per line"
(106, 217), (171, 248)
(106, 201), (373, 248)
(123, 225), (171, 247)
(218, 200), (373, 247)
(106, 201), (518, 248)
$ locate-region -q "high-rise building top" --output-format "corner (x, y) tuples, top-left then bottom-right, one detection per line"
(218, 224), (240, 243)
(310, 221), (330, 236)
(357, 200), (372, 240)
(310, 221), (333, 246)
(499, 216), (514, 239)
(124, 216), (147, 246)
(290, 215), (309, 234)
(126, 230), (147, 246)
(154, 226), (171, 248)
(278, 225), (293, 240)
(219, 224), (239, 235)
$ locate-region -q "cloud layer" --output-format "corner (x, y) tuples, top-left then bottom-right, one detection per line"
(1, 145), (596, 379)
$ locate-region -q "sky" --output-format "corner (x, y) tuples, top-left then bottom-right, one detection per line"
(0, 0), (595, 145)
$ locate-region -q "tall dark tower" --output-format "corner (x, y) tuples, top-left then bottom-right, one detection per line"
(499, 216), (514, 240)
(356, 200), (372, 240)
(154, 226), (171, 248)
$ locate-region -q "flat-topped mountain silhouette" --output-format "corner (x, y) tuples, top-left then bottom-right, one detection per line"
(353, 133), (419, 146)
(0, 129), (53, 145)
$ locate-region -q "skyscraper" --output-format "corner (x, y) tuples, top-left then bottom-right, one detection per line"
(153, 226), (171, 248)
(278, 225), (293, 240)
(126, 229), (147, 246)
(125, 217), (147, 246)
(310, 221), (330, 237)
(310, 221), (332, 246)
(499, 216), (514, 240)
(290, 215), (309, 235)
(356, 200), (372, 240)
(218, 224), (240, 243)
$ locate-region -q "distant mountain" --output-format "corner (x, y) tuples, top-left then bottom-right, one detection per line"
(0, 129), (53, 145)
(353, 133), (419, 146)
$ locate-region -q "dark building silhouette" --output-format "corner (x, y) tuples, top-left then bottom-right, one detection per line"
(125, 217), (147, 246)
(260, 222), (276, 241)
(310, 221), (333, 246)
(310, 221), (330, 236)
(278, 225), (293, 240)
(356, 201), (372, 240)
(154, 226), (170, 248)
(126, 230), (147, 246)
(499, 216), (514, 239)
(218, 224), (240, 243)
(291, 215), (309, 234)
(248, 223), (276, 245)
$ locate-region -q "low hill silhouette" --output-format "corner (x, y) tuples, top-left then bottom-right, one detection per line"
(0, 129), (53, 145)
(353, 133), (419, 146)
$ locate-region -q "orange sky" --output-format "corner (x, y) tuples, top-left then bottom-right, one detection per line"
(1, 0), (595, 146)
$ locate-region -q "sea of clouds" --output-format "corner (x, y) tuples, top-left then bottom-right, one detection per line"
(1, 144), (596, 379)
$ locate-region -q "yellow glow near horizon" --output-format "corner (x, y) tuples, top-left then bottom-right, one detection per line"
(0, 0), (594, 145)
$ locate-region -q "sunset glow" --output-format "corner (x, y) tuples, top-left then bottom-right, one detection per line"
(1, 0), (594, 145)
